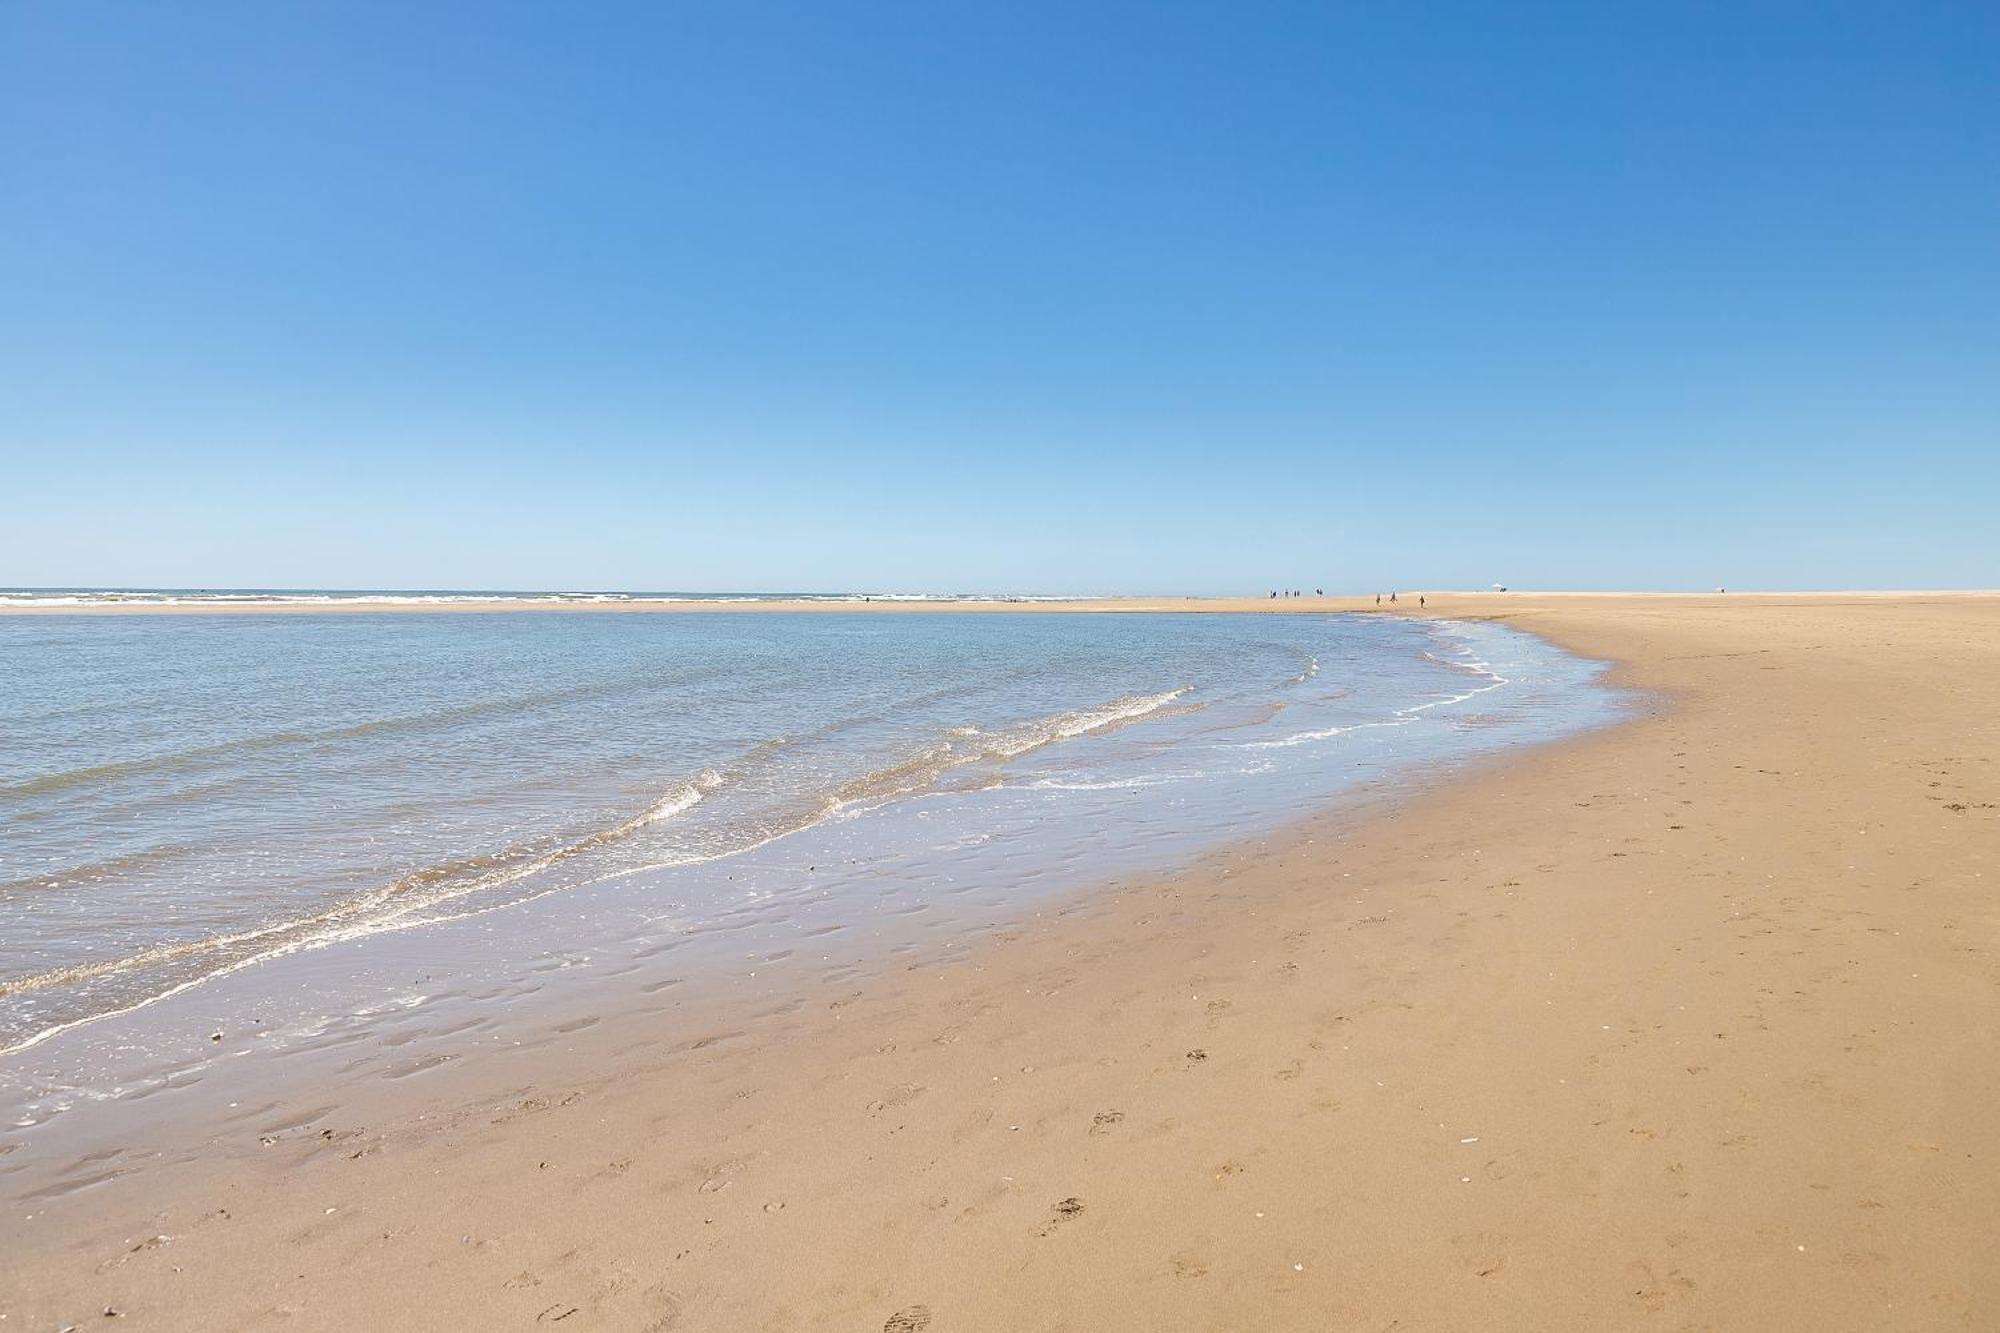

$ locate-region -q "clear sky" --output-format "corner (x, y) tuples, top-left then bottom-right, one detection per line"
(3, 2), (1995, 594)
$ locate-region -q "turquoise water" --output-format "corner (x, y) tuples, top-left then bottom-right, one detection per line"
(0, 611), (1621, 1067)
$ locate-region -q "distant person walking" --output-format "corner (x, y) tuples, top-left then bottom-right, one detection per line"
(1419, 595), (1425, 608)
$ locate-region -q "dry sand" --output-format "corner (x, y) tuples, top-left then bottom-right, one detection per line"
(4, 594), (1997, 1330)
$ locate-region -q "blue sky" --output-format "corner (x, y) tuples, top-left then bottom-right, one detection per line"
(2, 2), (1994, 593)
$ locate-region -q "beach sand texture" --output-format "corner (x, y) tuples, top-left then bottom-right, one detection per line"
(4, 594), (1996, 1330)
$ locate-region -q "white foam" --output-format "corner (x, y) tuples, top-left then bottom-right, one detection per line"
(1023, 773), (1182, 792)
(1243, 623), (1511, 749)
(983, 687), (1194, 758)
(634, 770), (724, 827)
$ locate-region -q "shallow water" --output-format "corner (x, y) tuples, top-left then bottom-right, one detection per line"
(0, 610), (1623, 1147)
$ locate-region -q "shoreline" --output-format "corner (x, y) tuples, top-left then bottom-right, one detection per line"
(0, 697), (1605, 1214)
(0, 613), (1607, 1074)
(5, 594), (1997, 1329)
(0, 615), (1615, 1180)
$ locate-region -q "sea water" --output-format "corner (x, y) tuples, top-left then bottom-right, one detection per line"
(0, 609), (1624, 1143)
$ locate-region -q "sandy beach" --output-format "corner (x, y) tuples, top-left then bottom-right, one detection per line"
(4, 594), (1997, 1330)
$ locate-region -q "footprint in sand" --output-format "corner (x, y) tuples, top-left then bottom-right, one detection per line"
(883, 1305), (933, 1332)
(631, 1287), (687, 1331)
(1089, 1110), (1125, 1135)
(1452, 1231), (1510, 1278)
(1625, 1258), (1696, 1312)
(867, 1082), (926, 1114)
(1036, 1197), (1086, 1237)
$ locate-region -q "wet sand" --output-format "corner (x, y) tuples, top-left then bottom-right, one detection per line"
(4, 594), (1997, 1330)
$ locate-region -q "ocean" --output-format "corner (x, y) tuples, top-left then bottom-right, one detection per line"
(0, 604), (1623, 1134)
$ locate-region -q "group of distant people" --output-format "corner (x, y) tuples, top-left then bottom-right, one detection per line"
(1264, 589), (1425, 609)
